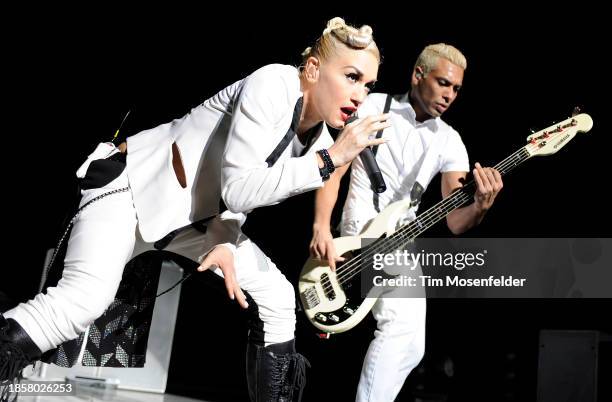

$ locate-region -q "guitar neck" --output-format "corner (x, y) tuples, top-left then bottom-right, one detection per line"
(390, 145), (532, 245)
(330, 113), (591, 298)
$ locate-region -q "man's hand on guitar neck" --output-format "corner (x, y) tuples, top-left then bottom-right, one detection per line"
(472, 162), (503, 212)
(444, 162), (504, 234)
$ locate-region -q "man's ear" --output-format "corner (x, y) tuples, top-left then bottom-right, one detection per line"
(415, 66), (424, 79)
(412, 66), (424, 86)
(304, 56), (321, 82)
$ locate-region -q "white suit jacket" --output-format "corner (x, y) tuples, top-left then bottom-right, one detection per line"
(126, 64), (332, 243)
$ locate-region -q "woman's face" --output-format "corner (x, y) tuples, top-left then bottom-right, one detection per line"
(309, 48), (379, 129)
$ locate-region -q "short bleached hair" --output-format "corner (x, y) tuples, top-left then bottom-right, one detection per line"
(414, 43), (467, 75)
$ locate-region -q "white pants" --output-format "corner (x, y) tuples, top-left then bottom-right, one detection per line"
(5, 150), (295, 353)
(342, 218), (426, 402)
(356, 297), (426, 402)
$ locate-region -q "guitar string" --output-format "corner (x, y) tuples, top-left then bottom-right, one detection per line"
(334, 118), (581, 285)
(315, 146), (527, 295)
(332, 146), (530, 288)
(319, 117), (581, 295)
(317, 135), (549, 295)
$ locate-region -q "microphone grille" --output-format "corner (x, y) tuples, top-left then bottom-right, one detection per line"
(345, 113), (359, 125)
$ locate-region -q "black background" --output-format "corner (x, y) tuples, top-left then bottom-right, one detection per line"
(3, 6), (611, 402)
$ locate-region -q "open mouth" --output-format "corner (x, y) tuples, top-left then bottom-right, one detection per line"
(341, 107), (356, 121)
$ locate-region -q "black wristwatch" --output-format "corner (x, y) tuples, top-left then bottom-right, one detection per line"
(316, 149), (335, 181)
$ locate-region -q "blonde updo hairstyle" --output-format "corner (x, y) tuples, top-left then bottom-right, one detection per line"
(300, 17), (380, 76)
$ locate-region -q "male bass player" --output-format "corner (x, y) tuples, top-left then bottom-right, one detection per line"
(309, 43), (504, 401)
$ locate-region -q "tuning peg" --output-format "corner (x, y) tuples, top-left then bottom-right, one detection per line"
(572, 106), (582, 117)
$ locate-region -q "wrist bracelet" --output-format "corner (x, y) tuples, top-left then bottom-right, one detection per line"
(316, 149), (335, 181)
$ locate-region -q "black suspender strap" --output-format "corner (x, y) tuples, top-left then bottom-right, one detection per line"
(215, 97), (304, 225)
(158, 98), (306, 251)
(373, 94), (393, 212)
(265, 97), (303, 167)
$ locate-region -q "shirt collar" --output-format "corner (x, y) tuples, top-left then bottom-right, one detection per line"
(398, 92), (440, 131)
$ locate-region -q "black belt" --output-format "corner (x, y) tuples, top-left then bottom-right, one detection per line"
(153, 215), (215, 250)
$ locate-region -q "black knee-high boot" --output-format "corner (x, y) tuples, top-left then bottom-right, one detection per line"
(246, 339), (310, 402)
(1, 313), (42, 383)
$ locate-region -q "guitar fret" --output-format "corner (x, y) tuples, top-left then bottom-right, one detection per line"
(319, 114), (592, 335)
(387, 147), (532, 252)
(335, 140), (543, 289)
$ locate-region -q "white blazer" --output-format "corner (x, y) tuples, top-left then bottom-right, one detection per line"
(126, 64), (332, 243)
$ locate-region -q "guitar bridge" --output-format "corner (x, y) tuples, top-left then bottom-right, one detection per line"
(302, 286), (320, 309)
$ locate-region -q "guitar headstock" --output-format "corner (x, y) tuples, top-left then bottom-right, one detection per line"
(525, 113), (593, 157)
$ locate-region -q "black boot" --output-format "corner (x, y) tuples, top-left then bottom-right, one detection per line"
(246, 339), (310, 402)
(1, 314), (42, 383)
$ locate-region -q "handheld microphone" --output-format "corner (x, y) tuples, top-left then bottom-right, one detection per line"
(346, 114), (387, 193)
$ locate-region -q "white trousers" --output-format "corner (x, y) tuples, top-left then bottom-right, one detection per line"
(5, 147), (295, 353)
(355, 297), (426, 402)
(342, 219), (426, 402)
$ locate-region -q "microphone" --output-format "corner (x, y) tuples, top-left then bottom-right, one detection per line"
(346, 114), (387, 193)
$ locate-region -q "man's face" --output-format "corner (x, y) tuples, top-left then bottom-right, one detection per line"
(411, 58), (464, 121)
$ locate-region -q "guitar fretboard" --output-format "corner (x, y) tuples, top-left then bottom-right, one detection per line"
(336, 146), (532, 283)
(395, 146), (531, 243)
